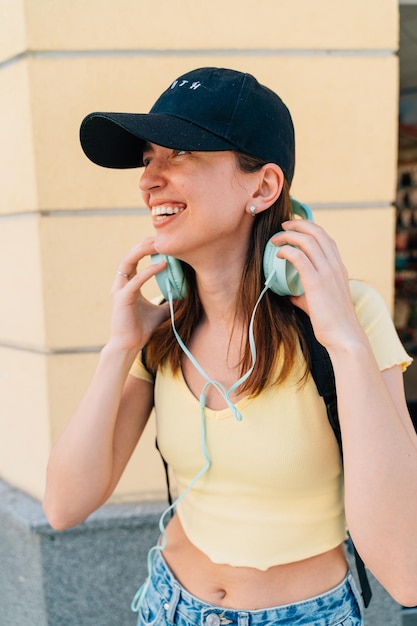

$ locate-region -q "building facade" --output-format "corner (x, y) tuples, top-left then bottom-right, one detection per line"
(0, 1), (403, 624)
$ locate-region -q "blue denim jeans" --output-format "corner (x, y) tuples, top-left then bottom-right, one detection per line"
(134, 550), (363, 626)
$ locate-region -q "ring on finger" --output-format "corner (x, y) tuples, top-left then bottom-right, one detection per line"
(117, 270), (130, 279)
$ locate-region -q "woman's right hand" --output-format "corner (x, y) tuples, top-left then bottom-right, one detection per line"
(109, 237), (170, 352)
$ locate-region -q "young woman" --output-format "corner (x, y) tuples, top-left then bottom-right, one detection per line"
(44, 67), (417, 625)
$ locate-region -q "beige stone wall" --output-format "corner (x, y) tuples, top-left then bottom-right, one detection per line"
(0, 0), (399, 503)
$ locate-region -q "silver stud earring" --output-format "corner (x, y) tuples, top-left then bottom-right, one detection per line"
(249, 205), (257, 217)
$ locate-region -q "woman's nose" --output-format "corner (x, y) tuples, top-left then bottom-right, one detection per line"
(139, 159), (166, 191)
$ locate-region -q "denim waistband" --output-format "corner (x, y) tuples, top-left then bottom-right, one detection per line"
(134, 549), (363, 626)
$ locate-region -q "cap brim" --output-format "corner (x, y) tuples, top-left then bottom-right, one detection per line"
(79, 112), (237, 169)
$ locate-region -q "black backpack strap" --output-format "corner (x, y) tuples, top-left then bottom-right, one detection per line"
(141, 330), (175, 518)
(141, 344), (150, 373)
(144, 354), (175, 518)
(294, 309), (341, 451)
(294, 308), (372, 608)
(155, 439), (174, 511)
(352, 541), (373, 608)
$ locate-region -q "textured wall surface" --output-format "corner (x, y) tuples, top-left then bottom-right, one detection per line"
(0, 480), (164, 625)
(0, 0), (399, 502)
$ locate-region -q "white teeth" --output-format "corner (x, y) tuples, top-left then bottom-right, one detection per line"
(151, 205), (185, 217)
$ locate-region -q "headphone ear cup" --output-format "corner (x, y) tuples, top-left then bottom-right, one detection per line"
(263, 198), (313, 296)
(263, 238), (303, 296)
(151, 254), (187, 300)
(290, 198), (314, 221)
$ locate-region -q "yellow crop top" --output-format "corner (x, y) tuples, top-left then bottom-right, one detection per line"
(130, 280), (412, 570)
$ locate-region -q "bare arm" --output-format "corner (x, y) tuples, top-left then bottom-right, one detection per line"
(273, 220), (417, 606)
(44, 348), (154, 530)
(332, 351), (417, 607)
(44, 238), (169, 530)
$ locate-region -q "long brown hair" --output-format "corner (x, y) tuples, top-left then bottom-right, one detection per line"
(144, 152), (307, 395)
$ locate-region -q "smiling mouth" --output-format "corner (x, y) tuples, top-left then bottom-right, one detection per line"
(151, 205), (185, 221)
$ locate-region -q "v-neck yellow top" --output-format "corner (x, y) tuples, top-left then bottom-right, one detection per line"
(130, 281), (411, 570)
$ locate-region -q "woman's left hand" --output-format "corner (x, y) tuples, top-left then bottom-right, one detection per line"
(270, 220), (363, 350)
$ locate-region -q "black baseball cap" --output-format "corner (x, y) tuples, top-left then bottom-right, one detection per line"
(80, 67), (295, 185)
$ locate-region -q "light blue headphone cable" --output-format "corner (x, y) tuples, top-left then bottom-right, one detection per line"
(131, 272), (273, 613)
(164, 271), (274, 419)
(131, 382), (211, 612)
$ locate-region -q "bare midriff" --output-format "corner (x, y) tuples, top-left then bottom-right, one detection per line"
(162, 515), (348, 610)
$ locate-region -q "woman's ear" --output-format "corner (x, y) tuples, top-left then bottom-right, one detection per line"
(247, 164), (284, 216)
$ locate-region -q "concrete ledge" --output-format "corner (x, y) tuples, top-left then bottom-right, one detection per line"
(0, 480), (164, 626)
